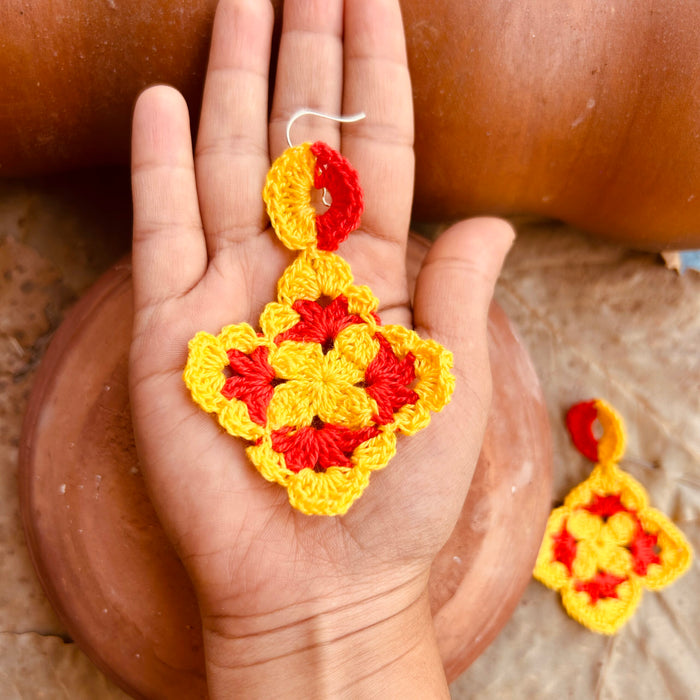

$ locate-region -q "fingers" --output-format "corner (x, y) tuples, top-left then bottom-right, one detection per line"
(403, 218), (514, 528)
(339, 0), (415, 315)
(131, 85), (206, 311)
(413, 218), (515, 398)
(195, 0), (274, 256)
(269, 0), (344, 158)
(342, 0), (414, 234)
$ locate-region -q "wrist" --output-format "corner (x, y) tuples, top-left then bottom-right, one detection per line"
(201, 574), (449, 699)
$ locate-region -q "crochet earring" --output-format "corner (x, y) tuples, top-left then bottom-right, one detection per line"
(183, 110), (455, 516)
(534, 399), (692, 634)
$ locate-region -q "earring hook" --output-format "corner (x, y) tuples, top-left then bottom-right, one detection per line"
(285, 109), (366, 149)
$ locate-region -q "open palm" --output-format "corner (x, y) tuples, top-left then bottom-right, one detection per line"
(129, 0), (513, 690)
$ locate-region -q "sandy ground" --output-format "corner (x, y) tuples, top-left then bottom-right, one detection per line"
(1, 170), (698, 698)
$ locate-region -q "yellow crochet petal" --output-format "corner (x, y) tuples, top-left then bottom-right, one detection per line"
(637, 509), (693, 590)
(533, 507), (575, 590)
(352, 429), (397, 472)
(262, 143), (317, 251)
(217, 323), (264, 354)
(567, 510), (601, 541)
(271, 341), (323, 381)
(320, 349), (365, 386)
(308, 250), (354, 299)
(561, 576), (642, 635)
(286, 466), (371, 516)
(266, 380), (315, 432)
(276, 252), (322, 306)
(183, 331), (229, 413)
(218, 401), (265, 441)
(333, 324), (380, 372)
(277, 250), (353, 306)
(607, 511), (637, 546)
(571, 541), (599, 581)
(564, 463), (649, 513)
(612, 468), (650, 512)
(601, 546), (634, 578)
(315, 385), (377, 428)
(344, 284), (380, 322)
(246, 437), (292, 487)
(392, 402), (431, 435)
(259, 302), (300, 339)
(593, 398), (627, 464)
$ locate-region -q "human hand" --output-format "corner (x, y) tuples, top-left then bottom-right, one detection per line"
(130, 0), (514, 696)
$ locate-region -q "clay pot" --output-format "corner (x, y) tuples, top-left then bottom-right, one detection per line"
(404, 0), (700, 249)
(19, 236), (552, 699)
(2, 1), (700, 248)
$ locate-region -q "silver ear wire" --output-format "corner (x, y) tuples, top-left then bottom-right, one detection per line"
(285, 109), (366, 149)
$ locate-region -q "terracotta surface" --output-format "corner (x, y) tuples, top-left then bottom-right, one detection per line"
(1, 172), (698, 698)
(18, 236), (551, 699)
(18, 263), (206, 700)
(2, 1), (700, 248)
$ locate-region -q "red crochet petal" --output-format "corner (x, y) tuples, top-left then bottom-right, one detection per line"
(274, 295), (365, 352)
(363, 333), (418, 425)
(551, 520), (578, 575)
(271, 421), (380, 473)
(628, 525), (661, 576)
(310, 141), (364, 251)
(566, 400), (600, 462)
(584, 493), (628, 519)
(221, 346), (276, 425)
(574, 571), (627, 604)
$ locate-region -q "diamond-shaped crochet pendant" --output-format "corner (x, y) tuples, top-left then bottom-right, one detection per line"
(183, 142), (455, 515)
(534, 399), (692, 633)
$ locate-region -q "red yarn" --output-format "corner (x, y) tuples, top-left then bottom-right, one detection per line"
(221, 346), (277, 425)
(574, 571), (627, 604)
(275, 295), (364, 351)
(364, 333), (419, 425)
(551, 520), (578, 575)
(584, 493), (628, 519)
(310, 141), (364, 251)
(271, 422), (380, 472)
(566, 401), (600, 462)
(628, 526), (661, 576)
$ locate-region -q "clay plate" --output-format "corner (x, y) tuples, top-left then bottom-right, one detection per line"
(19, 236), (552, 699)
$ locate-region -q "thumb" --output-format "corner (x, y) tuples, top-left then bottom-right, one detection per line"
(413, 216), (515, 425)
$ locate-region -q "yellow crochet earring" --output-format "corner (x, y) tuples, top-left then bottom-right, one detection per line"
(534, 399), (692, 634)
(183, 111), (455, 516)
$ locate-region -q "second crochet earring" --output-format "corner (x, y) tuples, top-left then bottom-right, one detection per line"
(534, 399), (692, 633)
(183, 141), (455, 516)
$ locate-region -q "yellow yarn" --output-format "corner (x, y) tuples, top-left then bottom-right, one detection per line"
(534, 401), (692, 634)
(262, 144), (318, 251)
(184, 143), (455, 515)
(592, 398), (626, 464)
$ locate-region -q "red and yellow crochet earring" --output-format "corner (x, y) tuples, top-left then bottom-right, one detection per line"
(534, 399), (692, 634)
(183, 112), (455, 516)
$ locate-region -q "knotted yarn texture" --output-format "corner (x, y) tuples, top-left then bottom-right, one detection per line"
(534, 399), (692, 634)
(184, 142), (455, 515)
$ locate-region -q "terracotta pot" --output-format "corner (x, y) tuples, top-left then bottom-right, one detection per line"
(405, 0), (700, 250)
(19, 236), (551, 699)
(1, 1), (699, 249)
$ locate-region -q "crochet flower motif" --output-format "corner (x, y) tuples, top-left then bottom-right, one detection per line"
(534, 400), (692, 634)
(184, 141), (454, 516)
